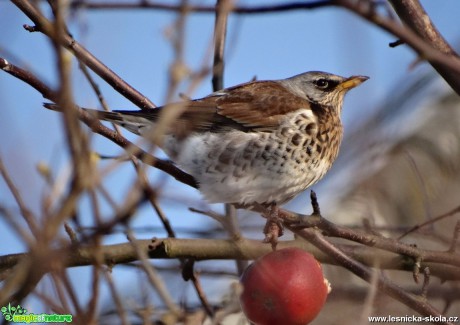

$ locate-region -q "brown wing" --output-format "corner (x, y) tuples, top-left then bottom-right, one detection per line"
(111, 80), (311, 136)
(111, 100), (250, 136)
(213, 81), (311, 131)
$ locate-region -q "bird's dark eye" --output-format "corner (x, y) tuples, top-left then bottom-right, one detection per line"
(314, 79), (329, 89)
(314, 78), (339, 90)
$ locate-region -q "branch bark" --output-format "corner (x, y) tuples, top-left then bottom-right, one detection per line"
(1, 238), (459, 281)
(281, 210), (460, 268)
(388, 0), (460, 96)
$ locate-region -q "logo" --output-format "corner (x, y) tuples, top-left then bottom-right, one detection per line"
(1, 303), (72, 323)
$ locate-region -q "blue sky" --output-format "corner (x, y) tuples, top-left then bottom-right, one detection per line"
(1, 0), (460, 312)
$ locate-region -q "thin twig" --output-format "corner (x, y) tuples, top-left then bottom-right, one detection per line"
(152, 199), (177, 238)
(64, 223), (79, 244)
(404, 150), (432, 225)
(69, 0), (331, 13)
(421, 267), (430, 299)
(83, 239), (102, 324)
(224, 204), (248, 276)
(389, 39), (405, 48)
(53, 268), (83, 318)
(447, 221), (460, 253)
(398, 205), (460, 240)
(181, 259), (214, 317)
(126, 231), (182, 317)
(102, 266), (131, 325)
(413, 256), (422, 284)
(0, 155), (39, 236)
(189, 207), (226, 225)
(212, 0), (231, 90)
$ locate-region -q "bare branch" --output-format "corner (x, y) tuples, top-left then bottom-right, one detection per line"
(420, 267), (430, 299)
(69, 0), (331, 13)
(413, 256), (422, 284)
(102, 267), (130, 325)
(12, 0), (156, 109)
(389, 0), (460, 97)
(1, 238), (460, 281)
(0, 57), (58, 101)
(127, 231), (182, 317)
(0, 57), (197, 188)
(398, 205), (460, 240)
(182, 259), (214, 317)
(389, 0), (457, 55)
(282, 209), (460, 268)
(0, 156), (39, 236)
(335, 0), (460, 94)
(447, 221), (460, 253)
(212, 0), (232, 91)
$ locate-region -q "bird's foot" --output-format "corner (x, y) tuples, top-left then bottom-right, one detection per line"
(262, 205), (284, 250)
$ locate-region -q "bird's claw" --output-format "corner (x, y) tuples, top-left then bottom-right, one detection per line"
(262, 205), (284, 250)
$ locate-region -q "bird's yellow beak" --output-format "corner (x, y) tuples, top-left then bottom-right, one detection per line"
(338, 75), (369, 91)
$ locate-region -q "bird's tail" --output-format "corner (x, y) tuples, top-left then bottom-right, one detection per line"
(43, 103), (155, 135)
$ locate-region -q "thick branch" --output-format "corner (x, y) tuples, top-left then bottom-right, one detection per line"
(388, 0), (460, 97)
(1, 238), (459, 282)
(389, 0), (456, 55)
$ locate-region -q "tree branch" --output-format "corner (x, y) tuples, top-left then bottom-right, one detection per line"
(69, 0), (331, 13)
(211, 0), (231, 91)
(1, 238), (459, 281)
(11, 0), (156, 109)
(335, 0), (460, 95)
(389, 0), (456, 55)
(388, 0), (460, 99)
(0, 57), (198, 188)
(281, 209), (460, 268)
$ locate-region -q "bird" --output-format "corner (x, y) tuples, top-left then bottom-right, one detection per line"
(45, 71), (368, 241)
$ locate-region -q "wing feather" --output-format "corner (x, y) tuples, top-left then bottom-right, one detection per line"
(81, 80), (312, 136)
(214, 81), (311, 130)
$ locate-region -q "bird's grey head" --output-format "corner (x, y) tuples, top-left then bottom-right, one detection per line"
(278, 71), (368, 113)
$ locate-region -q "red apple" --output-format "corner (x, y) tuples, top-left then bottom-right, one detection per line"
(240, 247), (330, 325)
